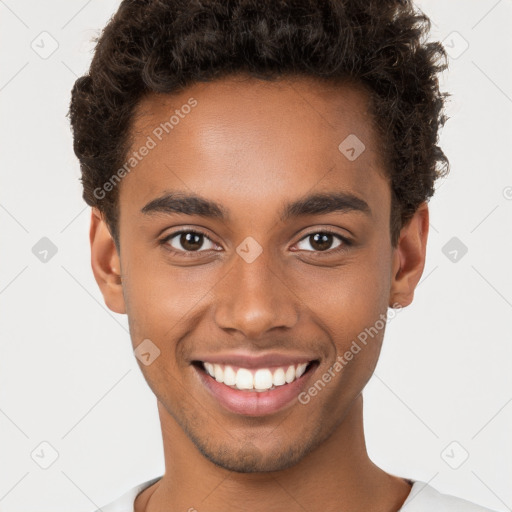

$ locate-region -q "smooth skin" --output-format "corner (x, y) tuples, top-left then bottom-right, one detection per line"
(90, 75), (428, 512)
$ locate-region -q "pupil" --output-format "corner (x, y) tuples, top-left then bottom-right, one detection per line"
(311, 233), (332, 251)
(181, 232), (202, 251)
(178, 232), (334, 252)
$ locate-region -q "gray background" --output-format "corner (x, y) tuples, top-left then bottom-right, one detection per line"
(0, 1), (511, 511)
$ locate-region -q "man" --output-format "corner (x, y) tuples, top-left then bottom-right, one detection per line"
(68, 0), (496, 510)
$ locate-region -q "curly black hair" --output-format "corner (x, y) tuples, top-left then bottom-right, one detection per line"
(68, 0), (449, 248)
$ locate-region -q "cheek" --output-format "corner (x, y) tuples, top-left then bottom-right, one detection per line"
(296, 251), (391, 335)
(336, 254), (393, 379)
(120, 251), (221, 368)
(122, 248), (204, 321)
(296, 252), (393, 396)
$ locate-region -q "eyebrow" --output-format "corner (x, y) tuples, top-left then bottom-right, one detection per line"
(141, 191), (371, 222)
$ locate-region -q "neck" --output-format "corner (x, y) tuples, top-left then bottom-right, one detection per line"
(137, 395), (411, 512)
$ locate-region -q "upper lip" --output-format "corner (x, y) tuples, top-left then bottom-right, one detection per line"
(192, 352), (318, 369)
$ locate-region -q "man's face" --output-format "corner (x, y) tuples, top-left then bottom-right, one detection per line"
(106, 76), (400, 472)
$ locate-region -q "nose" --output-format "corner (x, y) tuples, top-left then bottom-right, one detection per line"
(213, 249), (299, 339)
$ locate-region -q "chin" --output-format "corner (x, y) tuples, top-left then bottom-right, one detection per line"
(200, 442), (308, 473)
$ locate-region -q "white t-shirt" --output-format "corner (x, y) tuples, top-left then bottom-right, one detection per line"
(94, 475), (497, 512)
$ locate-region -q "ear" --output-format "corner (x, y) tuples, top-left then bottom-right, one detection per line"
(89, 207), (126, 314)
(389, 202), (429, 308)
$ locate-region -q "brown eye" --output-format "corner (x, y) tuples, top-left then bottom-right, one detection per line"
(295, 231), (346, 252)
(163, 230), (217, 253)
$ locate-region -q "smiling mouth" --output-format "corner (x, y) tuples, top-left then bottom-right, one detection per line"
(192, 360), (319, 392)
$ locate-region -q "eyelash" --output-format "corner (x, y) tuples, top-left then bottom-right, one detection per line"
(159, 228), (352, 258)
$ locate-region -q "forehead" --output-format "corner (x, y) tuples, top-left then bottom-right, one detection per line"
(133, 75), (377, 147)
(121, 75), (389, 218)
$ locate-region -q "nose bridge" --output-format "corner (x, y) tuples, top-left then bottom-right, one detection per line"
(213, 247), (299, 337)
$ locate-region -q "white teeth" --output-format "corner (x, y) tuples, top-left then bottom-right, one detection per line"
(223, 365), (236, 386)
(285, 365), (295, 383)
(204, 362), (215, 377)
(254, 369), (273, 390)
(214, 364), (224, 383)
(201, 361), (312, 391)
(235, 368), (254, 389)
(272, 367), (286, 386)
(296, 363), (308, 378)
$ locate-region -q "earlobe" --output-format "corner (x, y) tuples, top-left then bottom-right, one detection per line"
(389, 202), (429, 308)
(89, 207), (126, 314)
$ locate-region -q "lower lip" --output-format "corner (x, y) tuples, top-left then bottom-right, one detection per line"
(194, 362), (318, 417)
